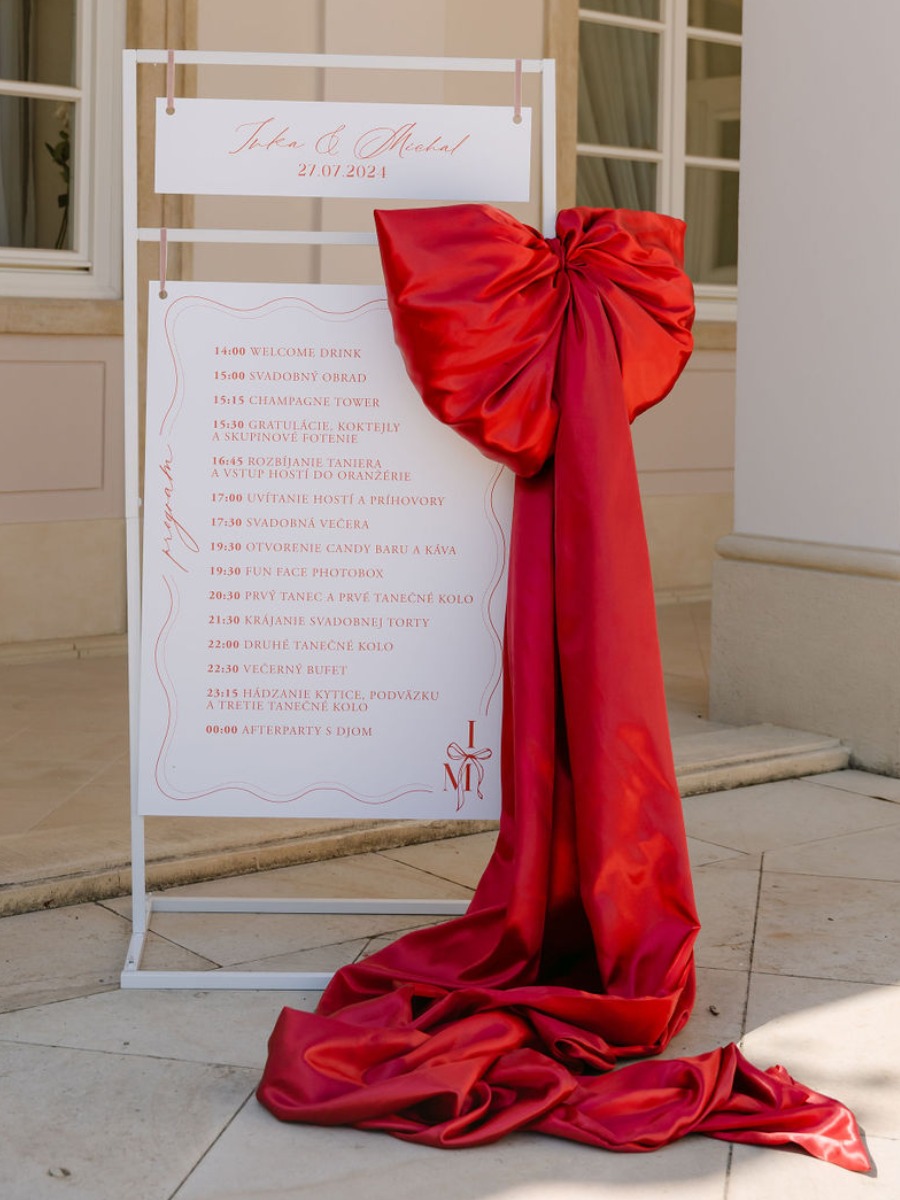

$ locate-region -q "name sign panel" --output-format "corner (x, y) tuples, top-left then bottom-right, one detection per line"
(138, 282), (512, 819)
(155, 98), (531, 200)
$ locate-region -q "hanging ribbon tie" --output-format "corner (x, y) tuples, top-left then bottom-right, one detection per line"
(258, 205), (870, 1175)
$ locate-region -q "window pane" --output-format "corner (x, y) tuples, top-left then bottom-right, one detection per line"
(688, 39), (741, 84)
(580, 0), (660, 18)
(0, 97), (75, 250)
(579, 21), (659, 150)
(686, 40), (741, 158)
(684, 165), (738, 285)
(688, 0), (742, 35)
(0, 0), (78, 87)
(577, 155), (657, 213)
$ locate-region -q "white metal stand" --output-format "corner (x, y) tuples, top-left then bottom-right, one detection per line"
(121, 50), (557, 991)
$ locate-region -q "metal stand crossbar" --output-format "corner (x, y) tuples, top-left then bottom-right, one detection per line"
(121, 49), (556, 991)
(121, 896), (469, 990)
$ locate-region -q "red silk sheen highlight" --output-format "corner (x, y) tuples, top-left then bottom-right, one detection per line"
(257, 205), (870, 1174)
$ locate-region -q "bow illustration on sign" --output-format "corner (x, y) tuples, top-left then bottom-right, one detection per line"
(444, 721), (492, 811)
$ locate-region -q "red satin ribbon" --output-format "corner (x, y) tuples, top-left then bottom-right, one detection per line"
(258, 205), (870, 1173)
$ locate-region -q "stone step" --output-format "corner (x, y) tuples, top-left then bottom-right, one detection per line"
(0, 723), (851, 916)
(674, 723), (850, 796)
(0, 817), (496, 918)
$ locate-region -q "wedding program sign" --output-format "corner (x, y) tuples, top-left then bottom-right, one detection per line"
(155, 99), (532, 201)
(138, 282), (513, 819)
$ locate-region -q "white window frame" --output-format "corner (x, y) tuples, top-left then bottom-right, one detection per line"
(0, 0), (124, 299)
(577, 0), (741, 320)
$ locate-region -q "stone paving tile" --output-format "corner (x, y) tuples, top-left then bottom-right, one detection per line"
(98, 904), (443, 969)
(809, 769), (900, 805)
(692, 860), (760, 971)
(99, 851), (471, 968)
(0, 987), (309, 1070)
(0, 819), (135, 884)
(172, 1096), (731, 1200)
(0, 901), (208, 1013)
(78, 754), (131, 788)
(0, 654), (126, 694)
(699, 853), (764, 873)
(117, 844), (475, 902)
(379, 830), (497, 888)
(729, 1137), (898, 1198)
(11, 712), (129, 736)
(139, 934), (218, 973)
(1, 728), (128, 764)
(141, 813), (364, 854)
(15, 701), (131, 731)
(3, 756), (900, 1196)
(683, 780), (900, 855)
(754, 873), (900, 986)
(0, 903), (117, 1005)
(0, 757), (101, 792)
(660, 965), (747, 1059)
(353, 930), (404, 961)
(218, 936), (381, 976)
(741, 973), (900, 1141)
(0, 1042), (256, 1200)
(31, 784), (128, 832)
(686, 836), (749, 867)
(0, 710), (30, 741)
(385, 830), (749, 883)
(137, 847), (475, 901)
(0, 786), (88, 836)
(764, 823), (900, 883)
(351, 917), (454, 964)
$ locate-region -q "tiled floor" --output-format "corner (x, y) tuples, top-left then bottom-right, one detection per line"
(1, 603), (899, 1194)
(0, 601), (722, 912)
(1, 769), (899, 1198)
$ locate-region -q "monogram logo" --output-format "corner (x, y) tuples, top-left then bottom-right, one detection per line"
(443, 720), (492, 811)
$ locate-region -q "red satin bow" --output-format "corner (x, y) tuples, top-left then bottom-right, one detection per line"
(258, 205), (870, 1173)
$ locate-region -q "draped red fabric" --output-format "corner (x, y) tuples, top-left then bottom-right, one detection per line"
(257, 205), (870, 1172)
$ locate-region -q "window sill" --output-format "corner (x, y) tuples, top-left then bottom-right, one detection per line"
(0, 297), (123, 337)
(0, 305), (733, 351)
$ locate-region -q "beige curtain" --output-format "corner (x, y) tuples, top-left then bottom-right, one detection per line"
(0, 0), (36, 247)
(578, 4), (658, 211)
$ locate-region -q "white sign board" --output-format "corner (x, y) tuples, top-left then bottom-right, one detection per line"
(138, 282), (512, 820)
(155, 98), (531, 200)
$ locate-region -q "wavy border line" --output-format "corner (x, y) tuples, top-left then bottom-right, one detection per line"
(479, 465), (509, 716)
(160, 294), (389, 437)
(152, 573), (181, 791)
(148, 290), (504, 809)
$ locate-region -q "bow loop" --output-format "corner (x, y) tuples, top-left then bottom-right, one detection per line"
(375, 205), (694, 477)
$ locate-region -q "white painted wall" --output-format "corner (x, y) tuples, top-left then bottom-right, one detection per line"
(734, 0), (900, 552)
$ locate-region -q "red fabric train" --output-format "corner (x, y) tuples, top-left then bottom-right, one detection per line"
(257, 205), (869, 1172)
